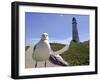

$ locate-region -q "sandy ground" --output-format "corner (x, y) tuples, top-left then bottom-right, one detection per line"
(25, 46), (61, 68)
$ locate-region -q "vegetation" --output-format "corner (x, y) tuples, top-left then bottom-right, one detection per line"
(50, 41), (89, 66)
(50, 43), (65, 51)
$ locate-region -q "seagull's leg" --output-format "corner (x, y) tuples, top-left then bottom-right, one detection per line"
(45, 61), (46, 67)
(35, 61), (37, 68)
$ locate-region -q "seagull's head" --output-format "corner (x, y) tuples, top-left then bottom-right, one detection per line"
(41, 33), (49, 41)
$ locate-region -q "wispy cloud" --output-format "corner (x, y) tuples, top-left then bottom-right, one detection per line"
(26, 34), (89, 46)
(26, 37), (72, 46)
(50, 37), (72, 45)
(25, 38), (40, 46)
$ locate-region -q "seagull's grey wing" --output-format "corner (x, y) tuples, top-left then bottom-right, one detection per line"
(33, 44), (37, 52)
(32, 45), (37, 58)
(32, 44), (37, 58)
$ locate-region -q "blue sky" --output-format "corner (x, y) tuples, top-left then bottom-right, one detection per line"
(25, 12), (89, 46)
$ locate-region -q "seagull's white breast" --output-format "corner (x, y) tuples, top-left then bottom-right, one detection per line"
(33, 40), (51, 61)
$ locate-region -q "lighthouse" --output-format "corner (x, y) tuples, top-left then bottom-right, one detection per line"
(71, 17), (80, 44)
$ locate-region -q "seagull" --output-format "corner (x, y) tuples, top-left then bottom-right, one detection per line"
(32, 33), (69, 68)
(32, 33), (51, 67)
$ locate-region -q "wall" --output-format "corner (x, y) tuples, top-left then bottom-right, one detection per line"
(0, 0), (99, 81)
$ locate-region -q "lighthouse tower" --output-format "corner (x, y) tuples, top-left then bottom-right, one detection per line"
(71, 17), (80, 44)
